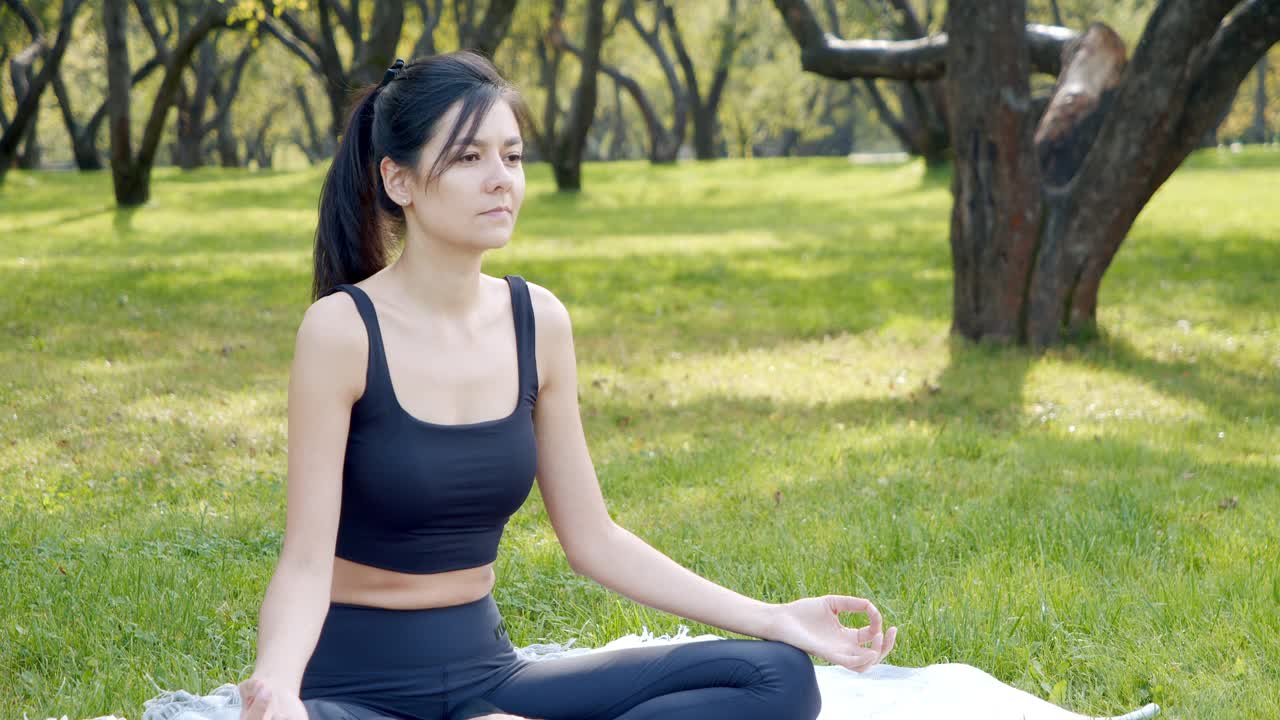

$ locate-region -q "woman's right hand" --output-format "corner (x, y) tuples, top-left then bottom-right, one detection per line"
(239, 677), (308, 720)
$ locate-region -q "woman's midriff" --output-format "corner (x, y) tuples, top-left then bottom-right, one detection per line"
(329, 556), (496, 609)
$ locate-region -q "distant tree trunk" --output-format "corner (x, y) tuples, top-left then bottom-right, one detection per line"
(213, 81), (241, 167)
(246, 104), (283, 169)
(9, 42), (41, 170)
(773, 0), (1280, 346)
(665, 0), (745, 159)
(175, 10), (218, 170)
(48, 51), (165, 171)
(51, 72), (102, 169)
(104, 0), (233, 206)
(536, 0), (606, 191)
(1250, 55), (1270, 142)
(0, 0), (84, 183)
(606, 79), (629, 160)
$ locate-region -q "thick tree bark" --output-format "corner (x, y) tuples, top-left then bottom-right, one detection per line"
(0, 0), (84, 183)
(774, 0), (1280, 347)
(945, 0), (1043, 342)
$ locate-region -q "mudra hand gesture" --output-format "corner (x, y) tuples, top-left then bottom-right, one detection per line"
(771, 595), (898, 672)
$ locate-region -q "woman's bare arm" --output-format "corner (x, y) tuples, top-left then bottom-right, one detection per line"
(526, 282), (895, 672)
(249, 294), (365, 695)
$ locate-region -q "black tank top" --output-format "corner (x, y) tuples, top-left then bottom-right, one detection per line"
(323, 275), (538, 574)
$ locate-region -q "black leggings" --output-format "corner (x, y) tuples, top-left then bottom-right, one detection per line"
(299, 594), (822, 720)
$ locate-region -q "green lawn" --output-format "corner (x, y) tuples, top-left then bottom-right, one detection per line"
(1, 148), (1278, 719)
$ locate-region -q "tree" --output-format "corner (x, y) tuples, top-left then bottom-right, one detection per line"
(773, 0), (1280, 347)
(103, 0), (238, 205)
(168, 20), (261, 169)
(0, 0), (85, 183)
(554, 0), (686, 163)
(663, 0), (746, 159)
(260, 0), (519, 141)
(534, 0), (606, 190)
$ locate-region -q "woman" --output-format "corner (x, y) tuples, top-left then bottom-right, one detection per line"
(238, 51), (897, 720)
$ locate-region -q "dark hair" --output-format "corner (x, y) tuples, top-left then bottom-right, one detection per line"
(311, 50), (531, 300)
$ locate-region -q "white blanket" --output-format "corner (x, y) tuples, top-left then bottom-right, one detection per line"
(56, 627), (1160, 720)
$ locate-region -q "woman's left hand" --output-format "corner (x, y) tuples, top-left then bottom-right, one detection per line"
(768, 595), (898, 673)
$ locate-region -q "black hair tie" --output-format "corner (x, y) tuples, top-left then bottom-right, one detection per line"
(379, 58), (405, 89)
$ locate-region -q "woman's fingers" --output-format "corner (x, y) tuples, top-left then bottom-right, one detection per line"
(879, 625), (898, 661)
(832, 646), (880, 673)
(827, 595), (883, 637)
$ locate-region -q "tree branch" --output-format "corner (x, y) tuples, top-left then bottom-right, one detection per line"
(1152, 0), (1280, 189)
(201, 29), (261, 137)
(621, 0), (685, 112)
(772, 0), (1078, 80)
(132, 0), (170, 59)
(85, 54), (164, 139)
(470, 0), (518, 58)
(329, 0), (359, 51)
(861, 78), (919, 153)
(0, 0), (84, 174)
(2, 0), (42, 37)
(135, 2), (230, 173)
(412, 0), (444, 57)
(553, 25), (674, 160)
(261, 17), (322, 73)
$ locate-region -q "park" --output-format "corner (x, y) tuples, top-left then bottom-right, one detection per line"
(2, 1), (1278, 719)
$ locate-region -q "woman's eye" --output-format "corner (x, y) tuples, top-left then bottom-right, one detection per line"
(462, 153), (480, 162)
(507, 154), (523, 163)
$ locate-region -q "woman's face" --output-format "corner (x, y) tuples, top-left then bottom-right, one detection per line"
(384, 97), (525, 253)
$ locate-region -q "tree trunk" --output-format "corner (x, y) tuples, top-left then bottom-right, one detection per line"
(174, 29), (221, 170)
(50, 71), (104, 170)
(214, 79), (241, 167)
(666, 0), (742, 160)
(1250, 54), (1270, 142)
(606, 79), (629, 160)
(105, 0), (231, 206)
(945, 0), (1043, 342)
(541, 0), (606, 191)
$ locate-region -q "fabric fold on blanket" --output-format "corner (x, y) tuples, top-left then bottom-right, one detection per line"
(58, 627), (1161, 720)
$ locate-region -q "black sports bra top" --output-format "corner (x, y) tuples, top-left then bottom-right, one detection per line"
(324, 275), (538, 574)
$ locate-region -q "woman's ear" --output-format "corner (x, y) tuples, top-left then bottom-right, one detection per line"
(380, 156), (412, 207)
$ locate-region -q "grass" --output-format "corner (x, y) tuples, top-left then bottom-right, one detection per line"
(1, 146), (1278, 719)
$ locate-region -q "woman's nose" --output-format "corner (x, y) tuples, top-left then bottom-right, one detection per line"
(486, 155), (514, 192)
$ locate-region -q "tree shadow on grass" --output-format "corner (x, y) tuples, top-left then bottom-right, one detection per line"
(1082, 331), (1278, 422)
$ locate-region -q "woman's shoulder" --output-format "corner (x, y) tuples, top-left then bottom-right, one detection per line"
(292, 290), (370, 370)
(522, 279), (572, 339)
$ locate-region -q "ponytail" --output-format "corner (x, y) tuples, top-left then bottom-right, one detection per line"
(311, 86), (393, 301)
